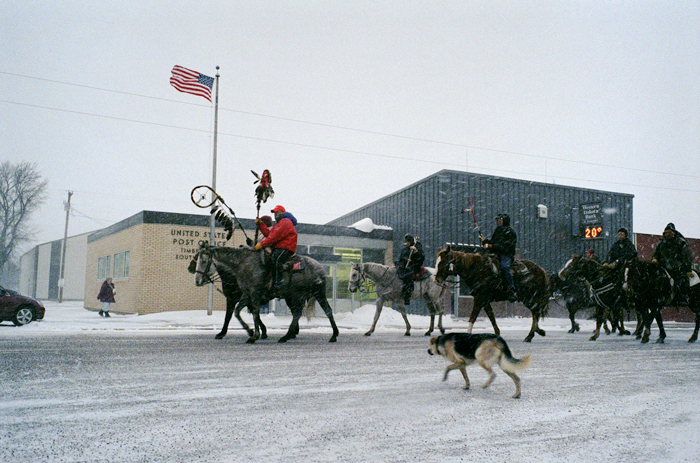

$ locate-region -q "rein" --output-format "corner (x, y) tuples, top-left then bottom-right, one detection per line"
(356, 264), (397, 294)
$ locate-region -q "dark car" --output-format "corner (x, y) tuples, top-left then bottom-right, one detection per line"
(0, 285), (45, 326)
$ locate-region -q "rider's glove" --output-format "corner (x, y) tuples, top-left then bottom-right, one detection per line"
(254, 243), (263, 251)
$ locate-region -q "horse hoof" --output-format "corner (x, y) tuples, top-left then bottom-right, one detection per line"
(523, 336), (533, 343)
(215, 333), (225, 340)
(261, 333), (268, 340)
(329, 337), (337, 343)
(537, 329), (546, 337)
(404, 332), (411, 337)
(656, 338), (665, 344)
(688, 337), (697, 343)
(575, 324), (580, 332)
(364, 331), (372, 337)
(440, 328), (446, 334)
(641, 337), (649, 344)
(568, 328), (576, 334)
(278, 337), (288, 343)
(588, 336), (597, 341)
(246, 338), (256, 344)
(424, 331), (431, 336)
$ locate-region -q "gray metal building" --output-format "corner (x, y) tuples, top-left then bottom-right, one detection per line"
(328, 169), (634, 275)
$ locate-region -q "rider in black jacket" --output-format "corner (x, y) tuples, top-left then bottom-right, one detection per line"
(482, 213), (517, 302)
(396, 234), (425, 305)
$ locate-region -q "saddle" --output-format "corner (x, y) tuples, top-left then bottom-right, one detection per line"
(412, 267), (430, 282)
(485, 254), (529, 276)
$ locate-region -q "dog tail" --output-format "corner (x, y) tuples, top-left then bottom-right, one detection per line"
(498, 340), (532, 373)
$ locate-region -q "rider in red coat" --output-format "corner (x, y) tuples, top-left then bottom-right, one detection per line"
(255, 205), (298, 296)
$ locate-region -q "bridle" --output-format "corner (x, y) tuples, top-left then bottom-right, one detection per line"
(435, 251), (459, 289)
(349, 263), (396, 294)
(191, 247), (221, 285)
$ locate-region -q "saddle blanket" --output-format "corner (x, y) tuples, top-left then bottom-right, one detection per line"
(282, 259), (305, 272)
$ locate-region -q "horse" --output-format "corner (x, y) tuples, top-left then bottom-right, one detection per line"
(192, 244), (339, 343)
(557, 255), (633, 341)
(434, 245), (550, 342)
(549, 272), (598, 334)
(347, 262), (446, 337)
(188, 250), (268, 341)
(623, 260), (676, 344)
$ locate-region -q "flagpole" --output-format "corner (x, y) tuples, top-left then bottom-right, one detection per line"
(207, 66), (220, 316)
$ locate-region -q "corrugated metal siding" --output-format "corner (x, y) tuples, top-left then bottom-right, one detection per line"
(329, 169), (633, 277)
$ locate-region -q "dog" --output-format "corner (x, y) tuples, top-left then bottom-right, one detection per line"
(428, 333), (531, 399)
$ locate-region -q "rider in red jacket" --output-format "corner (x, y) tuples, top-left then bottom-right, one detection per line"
(255, 205), (298, 296)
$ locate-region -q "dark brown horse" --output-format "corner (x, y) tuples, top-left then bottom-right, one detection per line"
(557, 255), (633, 341)
(434, 245), (550, 342)
(623, 260), (674, 344)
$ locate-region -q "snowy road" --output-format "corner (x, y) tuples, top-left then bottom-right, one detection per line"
(2, 309), (700, 463)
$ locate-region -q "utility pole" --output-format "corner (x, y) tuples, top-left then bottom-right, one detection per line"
(58, 191), (72, 303)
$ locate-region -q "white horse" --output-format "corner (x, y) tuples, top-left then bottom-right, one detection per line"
(348, 262), (447, 336)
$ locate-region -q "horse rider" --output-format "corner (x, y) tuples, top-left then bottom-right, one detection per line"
(255, 205), (298, 297)
(652, 223), (693, 307)
(587, 249), (600, 263)
(481, 213), (517, 302)
(603, 227), (638, 269)
(395, 234), (425, 305)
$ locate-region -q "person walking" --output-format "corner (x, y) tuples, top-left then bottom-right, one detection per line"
(653, 223), (693, 306)
(395, 234), (425, 305)
(97, 277), (115, 317)
(255, 205), (298, 297)
(481, 213), (517, 302)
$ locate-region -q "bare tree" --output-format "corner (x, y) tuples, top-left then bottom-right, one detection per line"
(0, 161), (48, 274)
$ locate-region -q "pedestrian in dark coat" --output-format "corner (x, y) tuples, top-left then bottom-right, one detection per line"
(396, 234), (425, 305)
(653, 223), (693, 306)
(482, 213), (517, 302)
(97, 277), (115, 317)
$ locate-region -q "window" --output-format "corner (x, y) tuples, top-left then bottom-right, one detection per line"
(97, 255), (111, 280)
(113, 251), (130, 279)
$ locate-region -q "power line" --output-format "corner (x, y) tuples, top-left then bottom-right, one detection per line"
(2, 71), (697, 182)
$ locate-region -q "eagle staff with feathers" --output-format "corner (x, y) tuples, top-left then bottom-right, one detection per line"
(251, 169), (274, 245)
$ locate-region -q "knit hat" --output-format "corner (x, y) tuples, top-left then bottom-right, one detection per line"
(617, 227), (628, 237)
(664, 223), (676, 232)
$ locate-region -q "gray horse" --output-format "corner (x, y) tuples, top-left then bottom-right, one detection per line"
(348, 262), (446, 336)
(193, 244), (339, 343)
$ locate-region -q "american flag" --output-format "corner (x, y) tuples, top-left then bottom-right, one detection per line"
(170, 65), (214, 102)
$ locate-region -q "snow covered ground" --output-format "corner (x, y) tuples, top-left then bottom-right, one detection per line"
(2, 301), (700, 462)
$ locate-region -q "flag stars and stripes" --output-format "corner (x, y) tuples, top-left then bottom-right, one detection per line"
(170, 65), (213, 102)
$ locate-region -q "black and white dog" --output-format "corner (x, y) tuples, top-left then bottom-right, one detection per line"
(428, 333), (531, 398)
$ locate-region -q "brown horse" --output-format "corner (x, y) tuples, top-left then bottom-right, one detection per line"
(435, 245), (550, 342)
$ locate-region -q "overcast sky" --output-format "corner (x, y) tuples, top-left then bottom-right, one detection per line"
(2, 1), (699, 253)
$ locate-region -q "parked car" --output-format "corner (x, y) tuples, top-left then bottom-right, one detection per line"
(0, 285), (45, 326)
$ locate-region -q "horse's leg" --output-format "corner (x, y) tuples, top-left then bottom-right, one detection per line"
(255, 311), (268, 340)
(567, 303), (580, 333)
(426, 312), (435, 336)
(396, 301), (411, 337)
(483, 302), (500, 336)
(689, 310), (699, 343)
(589, 307), (604, 341)
(633, 307), (644, 339)
(235, 302), (258, 344)
(654, 310), (666, 344)
(466, 299), (483, 334)
(279, 301), (302, 343)
(365, 297), (385, 336)
(215, 297), (236, 339)
(640, 309), (653, 343)
(524, 304), (545, 342)
(315, 293), (339, 343)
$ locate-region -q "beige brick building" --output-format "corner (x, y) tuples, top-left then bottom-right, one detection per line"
(84, 211), (393, 315)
